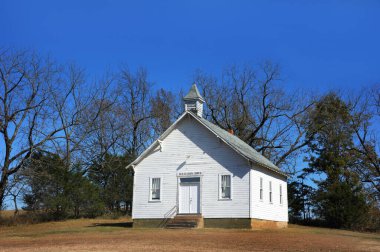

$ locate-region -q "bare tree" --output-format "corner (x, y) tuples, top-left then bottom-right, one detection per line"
(0, 49), (92, 209)
(194, 62), (315, 173)
(116, 67), (153, 158)
(373, 83), (380, 116)
(48, 67), (117, 174)
(4, 173), (26, 215)
(150, 88), (179, 136)
(78, 78), (124, 172)
(350, 87), (380, 198)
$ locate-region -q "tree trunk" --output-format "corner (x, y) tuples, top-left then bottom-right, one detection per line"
(13, 195), (18, 216)
(0, 178), (8, 210)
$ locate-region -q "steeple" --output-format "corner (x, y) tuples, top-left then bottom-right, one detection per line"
(183, 83), (205, 117)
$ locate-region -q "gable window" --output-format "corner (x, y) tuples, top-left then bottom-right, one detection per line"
(220, 174), (231, 199)
(280, 184), (283, 205)
(260, 177), (263, 201)
(269, 181), (272, 203)
(150, 177), (161, 201)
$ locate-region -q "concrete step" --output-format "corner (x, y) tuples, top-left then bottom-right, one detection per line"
(165, 214), (201, 229)
(167, 220), (197, 224)
(166, 222), (197, 229)
(166, 226), (195, 229)
(174, 214), (202, 220)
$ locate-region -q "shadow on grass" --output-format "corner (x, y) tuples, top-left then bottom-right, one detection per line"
(88, 222), (133, 228)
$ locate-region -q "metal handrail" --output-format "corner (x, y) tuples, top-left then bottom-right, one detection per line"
(159, 205), (177, 228)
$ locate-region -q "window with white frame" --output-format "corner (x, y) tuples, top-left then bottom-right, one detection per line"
(220, 174), (231, 199)
(259, 177), (263, 201)
(280, 184), (283, 205)
(269, 181), (272, 203)
(150, 177), (161, 201)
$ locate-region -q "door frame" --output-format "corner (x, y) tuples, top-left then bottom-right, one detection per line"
(176, 174), (202, 215)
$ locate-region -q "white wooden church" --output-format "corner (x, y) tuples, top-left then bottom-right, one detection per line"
(127, 84), (288, 228)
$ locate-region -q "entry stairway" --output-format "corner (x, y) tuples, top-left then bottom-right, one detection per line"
(165, 214), (202, 229)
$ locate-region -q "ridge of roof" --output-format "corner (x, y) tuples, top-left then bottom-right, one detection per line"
(183, 83), (205, 102)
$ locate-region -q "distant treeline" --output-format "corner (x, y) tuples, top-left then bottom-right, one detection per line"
(0, 48), (379, 230)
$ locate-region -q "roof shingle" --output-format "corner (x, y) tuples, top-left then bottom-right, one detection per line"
(184, 83), (205, 102)
(193, 114), (283, 174)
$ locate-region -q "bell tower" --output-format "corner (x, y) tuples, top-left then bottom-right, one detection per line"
(183, 84), (205, 117)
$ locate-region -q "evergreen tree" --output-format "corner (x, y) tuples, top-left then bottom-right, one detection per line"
(305, 93), (369, 229)
(23, 151), (104, 219)
(88, 153), (134, 213)
(288, 175), (315, 223)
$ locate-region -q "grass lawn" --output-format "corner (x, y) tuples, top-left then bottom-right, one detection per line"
(1, 213), (380, 251)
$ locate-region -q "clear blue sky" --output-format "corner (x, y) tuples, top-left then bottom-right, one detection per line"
(1, 0), (379, 209)
(1, 0), (379, 93)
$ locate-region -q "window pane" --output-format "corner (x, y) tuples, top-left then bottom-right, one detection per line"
(225, 175), (231, 187)
(151, 178), (160, 200)
(269, 181), (272, 203)
(152, 189), (160, 200)
(221, 175), (231, 187)
(221, 175), (231, 199)
(223, 186), (231, 198)
(222, 186), (230, 198)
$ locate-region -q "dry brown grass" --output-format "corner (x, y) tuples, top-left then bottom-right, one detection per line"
(0, 216), (379, 252)
(0, 210), (22, 218)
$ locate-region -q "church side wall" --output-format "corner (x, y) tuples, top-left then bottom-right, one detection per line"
(250, 165), (288, 222)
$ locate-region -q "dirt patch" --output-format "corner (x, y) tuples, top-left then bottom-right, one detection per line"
(1, 218), (379, 251)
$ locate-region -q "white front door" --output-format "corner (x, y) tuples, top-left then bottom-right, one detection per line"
(179, 182), (200, 214)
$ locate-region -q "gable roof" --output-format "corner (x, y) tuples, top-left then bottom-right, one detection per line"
(126, 111), (287, 177)
(183, 83), (205, 102)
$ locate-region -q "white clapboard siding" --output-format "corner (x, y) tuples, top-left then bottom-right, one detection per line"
(196, 100), (203, 117)
(250, 165), (288, 222)
(132, 116), (250, 219)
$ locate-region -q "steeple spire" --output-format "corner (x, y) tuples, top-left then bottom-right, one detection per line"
(183, 83), (204, 117)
